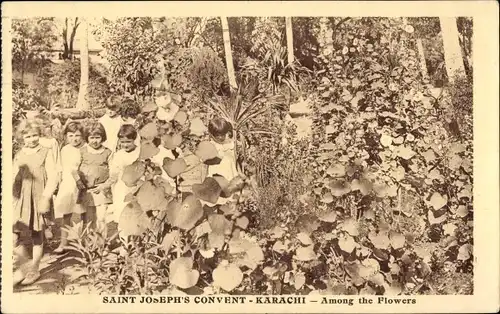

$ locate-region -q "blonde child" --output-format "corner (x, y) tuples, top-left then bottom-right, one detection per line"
(78, 122), (113, 228)
(33, 113), (63, 231)
(93, 124), (140, 223)
(12, 120), (58, 285)
(53, 121), (87, 253)
(99, 96), (123, 152)
(34, 113), (62, 176)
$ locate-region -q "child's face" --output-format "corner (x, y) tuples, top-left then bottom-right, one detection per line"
(67, 130), (83, 147)
(23, 130), (40, 148)
(88, 134), (103, 150)
(107, 107), (118, 118)
(211, 133), (227, 144)
(120, 138), (136, 152)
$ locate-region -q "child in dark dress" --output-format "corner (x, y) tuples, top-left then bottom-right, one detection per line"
(13, 120), (58, 285)
(78, 122), (113, 228)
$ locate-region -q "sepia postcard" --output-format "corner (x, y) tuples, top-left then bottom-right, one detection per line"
(1, 1), (499, 313)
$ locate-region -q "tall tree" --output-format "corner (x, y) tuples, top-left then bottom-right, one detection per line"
(12, 18), (57, 83)
(62, 18), (80, 60)
(285, 17), (294, 64)
(439, 17), (466, 82)
(221, 16), (237, 89)
(404, 17), (429, 81)
(188, 17), (209, 48)
(76, 19), (89, 110)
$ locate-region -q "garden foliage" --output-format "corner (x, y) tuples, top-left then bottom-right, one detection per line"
(13, 16), (473, 296)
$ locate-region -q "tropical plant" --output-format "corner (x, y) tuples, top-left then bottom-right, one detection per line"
(12, 18), (58, 82)
(201, 75), (287, 168)
(100, 17), (164, 99)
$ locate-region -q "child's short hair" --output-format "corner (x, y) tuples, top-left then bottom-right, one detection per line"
(17, 120), (43, 137)
(208, 117), (232, 137)
(33, 114), (52, 136)
(106, 95), (121, 110)
(120, 98), (141, 119)
(85, 121), (107, 142)
(64, 121), (85, 137)
(117, 124), (138, 140)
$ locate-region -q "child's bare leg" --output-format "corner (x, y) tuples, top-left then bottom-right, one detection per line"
(95, 205), (106, 229)
(13, 232), (29, 265)
(21, 230), (43, 285)
(80, 212), (88, 228)
(31, 230), (44, 271)
(54, 214), (72, 253)
(85, 205), (98, 229)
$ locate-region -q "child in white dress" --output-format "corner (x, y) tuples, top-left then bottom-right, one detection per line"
(99, 96), (123, 152)
(203, 118), (239, 205)
(53, 121), (87, 253)
(206, 117), (239, 181)
(93, 124), (140, 223)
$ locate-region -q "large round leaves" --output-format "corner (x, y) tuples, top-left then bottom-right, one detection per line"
(139, 122), (159, 141)
(189, 117), (208, 136)
(166, 194), (203, 230)
(195, 141), (219, 162)
(192, 177), (222, 204)
(207, 214), (232, 249)
(295, 245), (316, 261)
(162, 133), (183, 150)
(139, 142), (160, 160)
(122, 161), (146, 187)
(118, 201), (151, 237)
(169, 257), (199, 289)
(163, 157), (187, 178)
(136, 181), (167, 212)
(212, 261), (243, 292)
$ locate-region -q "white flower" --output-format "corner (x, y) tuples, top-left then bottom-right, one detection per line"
(404, 25), (415, 34)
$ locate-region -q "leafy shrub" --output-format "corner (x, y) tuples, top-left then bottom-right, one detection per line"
(100, 17), (163, 99)
(304, 17), (473, 294)
(186, 47), (228, 97)
(247, 123), (314, 230)
(12, 80), (47, 156)
(46, 61), (111, 109)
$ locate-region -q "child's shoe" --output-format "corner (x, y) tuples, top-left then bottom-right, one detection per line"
(20, 270), (41, 285)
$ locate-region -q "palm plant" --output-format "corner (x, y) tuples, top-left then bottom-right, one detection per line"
(201, 75), (286, 172)
(251, 30), (311, 95)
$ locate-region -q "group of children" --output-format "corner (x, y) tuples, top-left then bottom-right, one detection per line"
(12, 96), (239, 286)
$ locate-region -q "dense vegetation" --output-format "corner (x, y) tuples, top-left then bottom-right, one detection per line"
(12, 16), (473, 296)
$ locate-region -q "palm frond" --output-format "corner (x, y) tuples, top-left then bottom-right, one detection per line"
(239, 105), (269, 128)
(236, 99), (265, 124)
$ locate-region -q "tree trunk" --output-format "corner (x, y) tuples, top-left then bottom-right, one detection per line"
(190, 17), (208, 47)
(62, 18), (69, 59)
(439, 17), (466, 82)
(76, 19), (89, 110)
(69, 18), (80, 59)
(285, 17), (294, 64)
(221, 16), (237, 89)
(416, 38), (429, 81)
